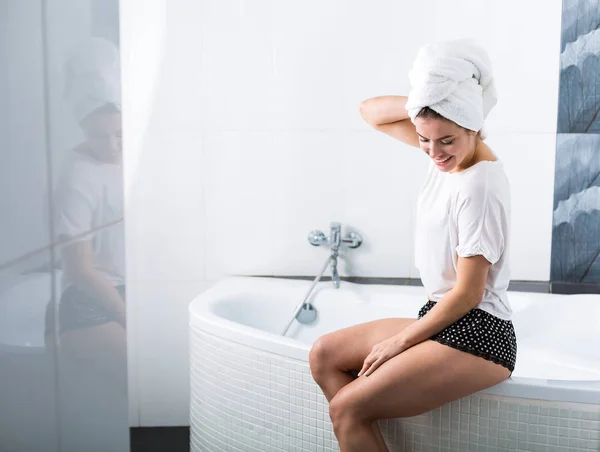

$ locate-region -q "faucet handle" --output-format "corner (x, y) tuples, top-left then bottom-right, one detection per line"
(341, 231), (362, 249)
(307, 230), (327, 246)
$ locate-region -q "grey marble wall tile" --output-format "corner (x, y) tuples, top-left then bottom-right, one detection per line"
(558, 57), (600, 133)
(553, 134), (600, 209)
(552, 134), (600, 282)
(561, 0), (600, 51)
(552, 212), (600, 282)
(558, 0), (600, 133)
(553, 1), (600, 283)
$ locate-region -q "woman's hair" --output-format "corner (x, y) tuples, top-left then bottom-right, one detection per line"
(416, 106), (478, 136)
(415, 106), (447, 121)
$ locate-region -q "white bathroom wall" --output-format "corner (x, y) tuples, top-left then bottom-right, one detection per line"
(200, 0), (561, 283)
(200, 0), (436, 281)
(121, 0), (563, 426)
(120, 0), (209, 426)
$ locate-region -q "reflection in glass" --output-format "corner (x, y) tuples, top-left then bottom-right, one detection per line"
(0, 260), (59, 452)
(44, 37), (128, 452)
(1, 2), (59, 451)
(1, 1), (128, 450)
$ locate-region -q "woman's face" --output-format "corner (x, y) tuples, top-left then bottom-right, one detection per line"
(414, 117), (477, 173)
(81, 111), (122, 164)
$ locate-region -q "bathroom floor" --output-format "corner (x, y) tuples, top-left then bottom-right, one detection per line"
(130, 427), (189, 452)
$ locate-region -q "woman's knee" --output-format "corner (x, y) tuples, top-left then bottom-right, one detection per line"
(329, 387), (365, 433)
(309, 334), (336, 381)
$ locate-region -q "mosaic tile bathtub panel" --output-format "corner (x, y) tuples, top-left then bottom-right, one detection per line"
(190, 327), (600, 452)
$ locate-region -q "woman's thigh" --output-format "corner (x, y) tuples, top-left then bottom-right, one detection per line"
(311, 317), (417, 373)
(331, 339), (511, 420)
(45, 322), (127, 381)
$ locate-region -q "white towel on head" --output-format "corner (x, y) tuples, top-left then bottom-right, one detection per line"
(63, 37), (121, 123)
(405, 38), (497, 137)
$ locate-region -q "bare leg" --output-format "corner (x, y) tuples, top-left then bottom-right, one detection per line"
(309, 318), (417, 451)
(309, 318), (417, 400)
(47, 321), (127, 392)
(329, 340), (511, 451)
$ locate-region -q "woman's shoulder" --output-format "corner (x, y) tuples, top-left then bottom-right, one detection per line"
(64, 147), (117, 177)
(57, 148), (115, 196)
(456, 159), (508, 186)
(452, 160), (510, 208)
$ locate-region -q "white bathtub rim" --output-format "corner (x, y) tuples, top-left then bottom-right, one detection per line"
(189, 276), (600, 405)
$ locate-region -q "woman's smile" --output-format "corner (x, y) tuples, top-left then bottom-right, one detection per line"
(434, 155), (453, 167)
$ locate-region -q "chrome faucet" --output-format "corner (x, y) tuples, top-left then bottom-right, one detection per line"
(329, 222), (341, 251)
(281, 223), (363, 336)
(307, 222), (362, 289)
(330, 251), (340, 288)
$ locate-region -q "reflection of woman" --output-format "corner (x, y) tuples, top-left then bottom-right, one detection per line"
(310, 40), (517, 451)
(44, 38), (125, 389)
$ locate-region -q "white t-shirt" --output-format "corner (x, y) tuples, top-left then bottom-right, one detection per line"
(54, 151), (125, 290)
(414, 158), (512, 320)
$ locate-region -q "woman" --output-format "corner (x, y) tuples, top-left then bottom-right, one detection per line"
(45, 37), (126, 393)
(309, 39), (517, 451)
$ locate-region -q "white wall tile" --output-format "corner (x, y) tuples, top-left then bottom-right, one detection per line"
(486, 133), (556, 281)
(271, 0), (349, 51)
(200, 3), (276, 130)
(123, 0), (206, 283)
(431, 0), (492, 44)
(337, 131), (428, 277)
(345, 0), (438, 52)
(129, 280), (216, 426)
(271, 47), (350, 130)
(120, 0), (168, 202)
(203, 131), (281, 279)
(271, 131), (345, 275)
(484, 0), (562, 135)
(270, 0), (438, 131)
(121, 0), (208, 426)
(125, 135), (205, 282)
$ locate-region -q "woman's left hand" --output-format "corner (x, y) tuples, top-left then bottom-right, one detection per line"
(357, 336), (406, 377)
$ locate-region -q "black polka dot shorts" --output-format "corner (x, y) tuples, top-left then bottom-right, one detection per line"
(417, 300), (517, 373)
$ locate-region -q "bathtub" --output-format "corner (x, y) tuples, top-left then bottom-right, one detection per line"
(189, 276), (600, 452)
(0, 271), (53, 354)
(0, 272), (58, 451)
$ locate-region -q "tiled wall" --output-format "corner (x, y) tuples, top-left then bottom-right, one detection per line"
(120, 0), (212, 426)
(195, 0), (562, 283)
(191, 327), (600, 452)
(552, 0), (600, 285)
